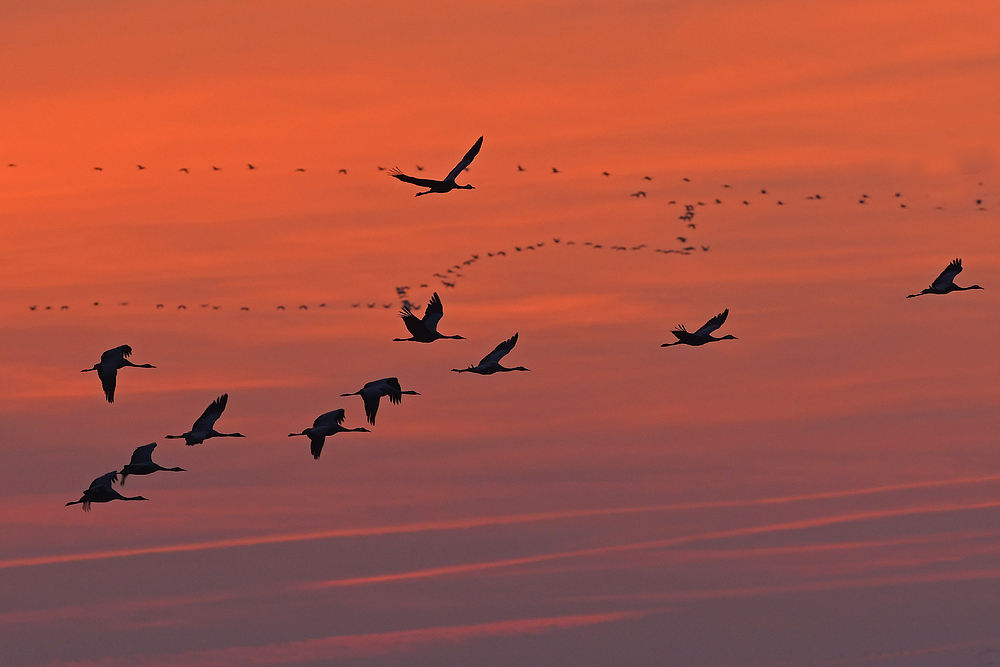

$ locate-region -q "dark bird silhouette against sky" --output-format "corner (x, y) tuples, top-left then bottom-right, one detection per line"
(289, 409), (369, 459)
(389, 136), (483, 196)
(119, 443), (185, 485)
(81, 345), (155, 403)
(906, 258), (984, 298)
(65, 472), (146, 511)
(341, 377), (420, 425)
(393, 292), (464, 342)
(165, 394), (245, 446)
(453, 333), (529, 374)
(662, 309), (737, 347)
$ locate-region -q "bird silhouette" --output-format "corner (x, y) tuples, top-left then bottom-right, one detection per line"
(119, 443), (185, 485)
(389, 136), (483, 196)
(212, 166), (221, 171)
(906, 258), (984, 298)
(179, 168), (189, 173)
(393, 292), (464, 342)
(165, 394), (245, 446)
(247, 163), (256, 170)
(338, 169), (347, 174)
(453, 333), (529, 374)
(65, 472), (146, 511)
(82, 345), (155, 403)
(341, 377), (420, 425)
(136, 164), (145, 170)
(288, 409), (369, 459)
(661, 309), (737, 347)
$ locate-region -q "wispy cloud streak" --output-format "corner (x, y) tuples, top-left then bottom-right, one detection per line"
(6, 474), (999, 571)
(43, 609), (664, 667)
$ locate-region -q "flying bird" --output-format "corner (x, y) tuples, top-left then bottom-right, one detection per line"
(393, 292), (464, 342)
(288, 409), (369, 459)
(164, 394), (245, 446)
(340, 377), (420, 425)
(82, 345), (156, 403)
(661, 309), (737, 347)
(119, 443), (185, 485)
(906, 258), (984, 298)
(65, 472), (146, 511)
(453, 333), (529, 374)
(388, 136), (483, 196)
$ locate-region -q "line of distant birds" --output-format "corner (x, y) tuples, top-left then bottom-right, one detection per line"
(49, 136), (988, 509)
(3, 151), (992, 209)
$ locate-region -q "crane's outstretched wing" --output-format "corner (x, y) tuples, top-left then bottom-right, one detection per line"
(388, 167), (438, 189)
(191, 394), (228, 431)
(128, 443), (157, 466)
(383, 377), (403, 404)
(313, 409), (346, 430)
(445, 136), (483, 182)
(693, 309), (729, 337)
(89, 471), (119, 490)
(399, 307), (430, 338)
(101, 345), (132, 363)
(98, 366), (118, 402)
(361, 392), (381, 425)
(479, 333), (518, 367)
(930, 258), (962, 290)
(421, 292), (444, 333)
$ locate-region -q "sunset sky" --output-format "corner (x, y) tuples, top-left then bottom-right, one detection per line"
(2, 1), (999, 665)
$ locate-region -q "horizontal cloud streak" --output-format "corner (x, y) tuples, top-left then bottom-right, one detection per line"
(44, 609), (664, 667)
(6, 474), (999, 571)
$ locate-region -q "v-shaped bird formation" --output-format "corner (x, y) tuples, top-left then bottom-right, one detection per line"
(63, 136), (986, 509)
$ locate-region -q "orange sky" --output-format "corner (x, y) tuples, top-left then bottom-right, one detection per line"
(2, 1), (1000, 665)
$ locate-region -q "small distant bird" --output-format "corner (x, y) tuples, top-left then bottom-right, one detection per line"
(661, 309), (737, 347)
(602, 171), (610, 176)
(65, 471), (146, 511)
(677, 237), (687, 243)
(644, 176), (652, 181)
(277, 305), (285, 310)
(93, 167), (103, 171)
(288, 409), (369, 459)
(29, 305), (36, 311)
(60, 305), (68, 310)
(338, 169), (347, 174)
(453, 333), (529, 374)
(298, 305), (308, 310)
(761, 189), (767, 194)
(179, 168), (189, 173)
(701, 245), (710, 252)
(137, 165), (145, 170)
(156, 304), (164, 309)
(177, 304), (186, 309)
(552, 167), (560, 173)
(119, 443), (185, 485)
(247, 164), (256, 170)
(295, 168), (306, 172)
(393, 292), (464, 342)
(240, 306), (250, 311)
(165, 394), (245, 446)
(631, 191), (646, 198)
(389, 136), (483, 196)
(415, 165), (424, 171)
(518, 165), (526, 171)
(906, 258), (984, 298)
(341, 377), (420, 425)
(683, 177), (690, 182)
(7, 163), (15, 167)
(82, 345), (155, 403)
(212, 166), (221, 171)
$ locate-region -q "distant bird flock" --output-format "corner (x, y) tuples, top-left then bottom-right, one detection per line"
(21, 138), (985, 509)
